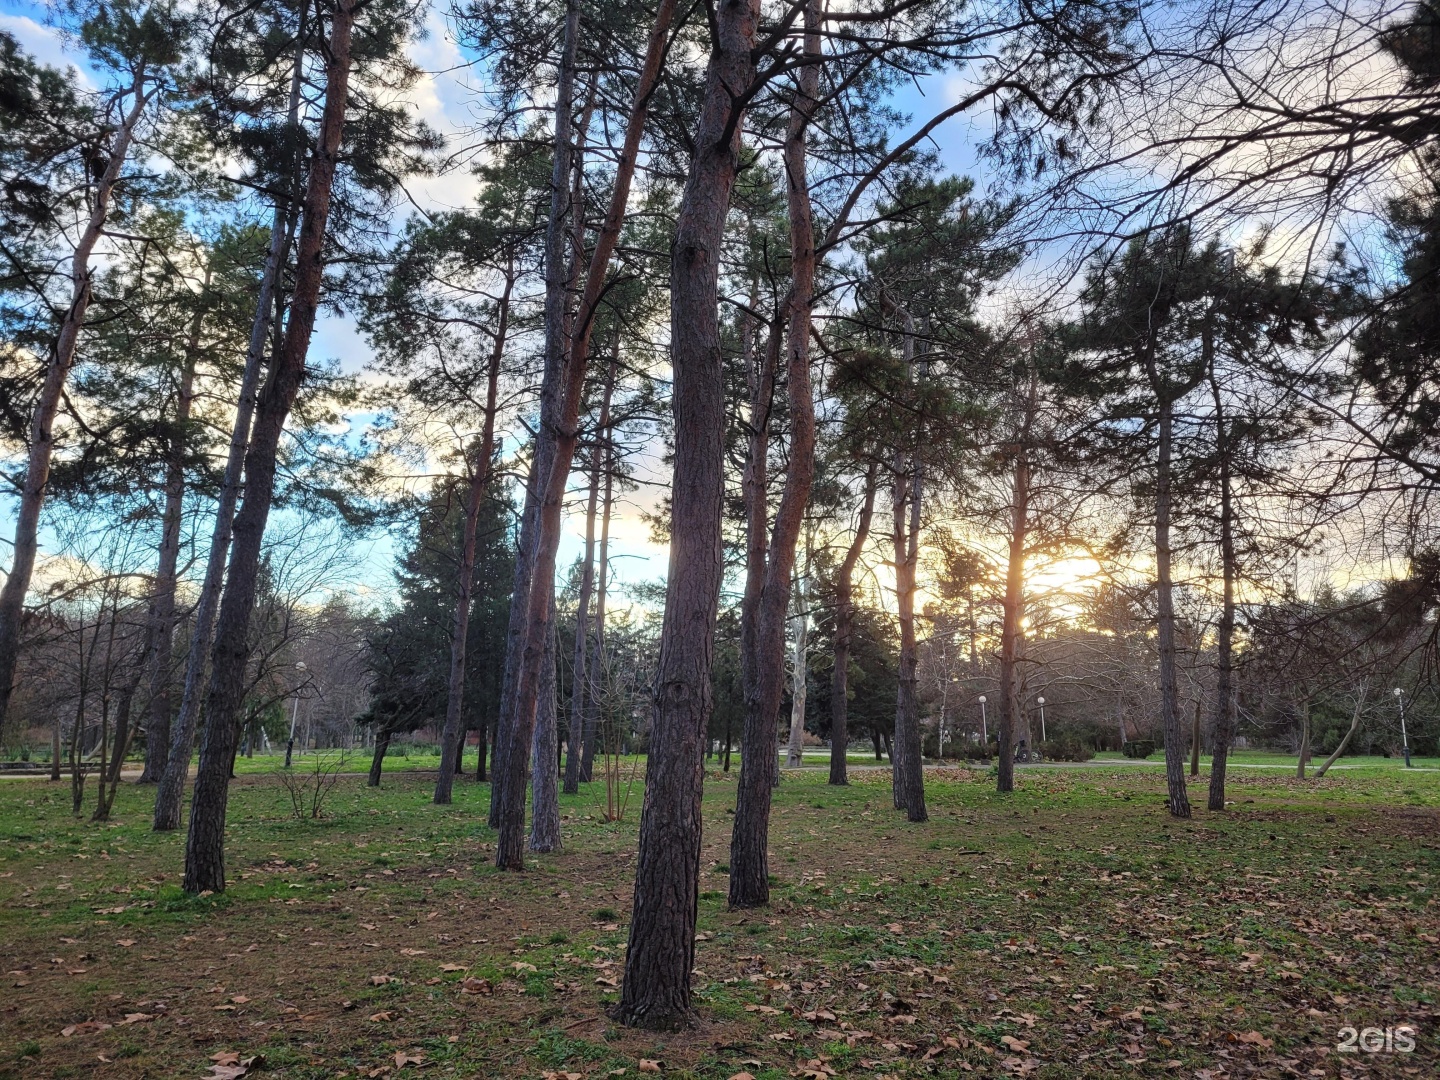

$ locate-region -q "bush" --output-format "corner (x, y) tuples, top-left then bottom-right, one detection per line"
(1040, 735), (1095, 762)
(1122, 739), (1156, 759)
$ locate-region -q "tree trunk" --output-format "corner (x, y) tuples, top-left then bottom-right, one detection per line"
(182, 0), (356, 894)
(1154, 389), (1191, 818)
(830, 464), (877, 786)
(1190, 696), (1202, 776)
(528, 600), (563, 853)
(1207, 367), (1236, 810)
(565, 355), (616, 792)
(998, 443), (1029, 793)
(153, 30), (306, 830)
(1296, 699), (1311, 778)
(784, 570), (812, 770)
(435, 265), (513, 804)
(0, 70), (152, 727)
(50, 712), (61, 781)
(488, 0), (580, 835)
(368, 727), (391, 787)
(139, 276), (206, 782)
(1315, 690), (1365, 778)
(580, 423), (614, 783)
(616, 0), (759, 1028)
(498, 0), (678, 870)
(729, 0), (821, 907)
(888, 301), (927, 823)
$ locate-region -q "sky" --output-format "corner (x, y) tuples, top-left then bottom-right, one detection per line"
(0, 1), (1013, 612)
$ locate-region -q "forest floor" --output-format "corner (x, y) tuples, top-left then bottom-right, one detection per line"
(1, 762), (1438, 1079)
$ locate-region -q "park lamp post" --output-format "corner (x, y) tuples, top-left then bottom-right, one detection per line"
(977, 695), (988, 746)
(1037, 695), (1047, 744)
(1394, 687), (1412, 768)
(285, 661), (308, 768)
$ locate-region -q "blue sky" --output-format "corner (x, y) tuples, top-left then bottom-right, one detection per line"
(0, 1), (998, 610)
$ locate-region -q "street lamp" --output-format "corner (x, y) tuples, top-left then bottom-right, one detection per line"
(1037, 695), (1047, 744)
(1394, 687), (1412, 768)
(286, 661), (308, 768)
(977, 695), (988, 747)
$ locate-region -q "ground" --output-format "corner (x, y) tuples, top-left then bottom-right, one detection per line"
(1, 758), (1438, 1079)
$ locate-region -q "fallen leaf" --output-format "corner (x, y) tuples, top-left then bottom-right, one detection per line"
(116, 939), (136, 947)
(440, 963), (466, 972)
(1000, 1035), (1030, 1053)
(368, 1011), (395, 1022)
(461, 977), (492, 995)
(638, 1060), (662, 1074)
(1235, 1031), (1273, 1048)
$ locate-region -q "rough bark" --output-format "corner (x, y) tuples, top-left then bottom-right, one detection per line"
(0, 70), (152, 727)
(1190, 696), (1202, 776)
(152, 35), (306, 830)
(529, 608), (562, 852)
(729, 0), (820, 907)
(497, 0), (678, 869)
(434, 265), (513, 804)
(830, 463), (878, 786)
(616, 0), (759, 1028)
(182, 0), (356, 893)
(1296, 699), (1312, 778)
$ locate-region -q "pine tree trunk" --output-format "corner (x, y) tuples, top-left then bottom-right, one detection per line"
(580, 428), (613, 783)
(435, 266), (512, 804)
(998, 447), (1029, 793)
(139, 273), (206, 783)
(497, 0), (678, 869)
(1154, 390), (1191, 818)
(182, 0), (357, 893)
(566, 356), (615, 792)
(489, 0), (580, 836)
(830, 464), (877, 786)
(529, 604), (562, 852)
(1208, 367), (1235, 810)
(0, 70), (152, 727)
(153, 35), (306, 830)
(616, 0), (759, 1028)
(784, 575), (811, 770)
(729, 0), (820, 906)
(888, 303), (926, 822)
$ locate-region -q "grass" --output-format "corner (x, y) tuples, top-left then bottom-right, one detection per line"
(1, 759), (1437, 1078)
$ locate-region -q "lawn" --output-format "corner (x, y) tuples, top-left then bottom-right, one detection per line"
(1, 762), (1437, 1078)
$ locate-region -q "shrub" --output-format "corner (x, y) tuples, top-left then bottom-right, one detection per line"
(1040, 735), (1095, 762)
(1122, 739), (1156, 759)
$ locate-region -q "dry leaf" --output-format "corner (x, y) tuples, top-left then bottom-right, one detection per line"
(1235, 1030), (1273, 1048)
(440, 963), (466, 972)
(461, 977), (492, 995)
(638, 1060), (662, 1073)
(1000, 1035), (1030, 1053)
(368, 1011), (395, 1022)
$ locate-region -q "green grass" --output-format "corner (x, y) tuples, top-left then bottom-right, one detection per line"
(0, 757), (1437, 1078)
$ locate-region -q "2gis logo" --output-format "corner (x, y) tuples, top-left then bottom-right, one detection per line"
(1336, 1025), (1418, 1054)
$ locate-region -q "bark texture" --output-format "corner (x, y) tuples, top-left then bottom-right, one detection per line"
(1154, 390), (1191, 818)
(729, 0), (820, 907)
(616, 0), (759, 1028)
(182, 0), (356, 893)
(528, 609), (561, 852)
(1207, 366), (1236, 810)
